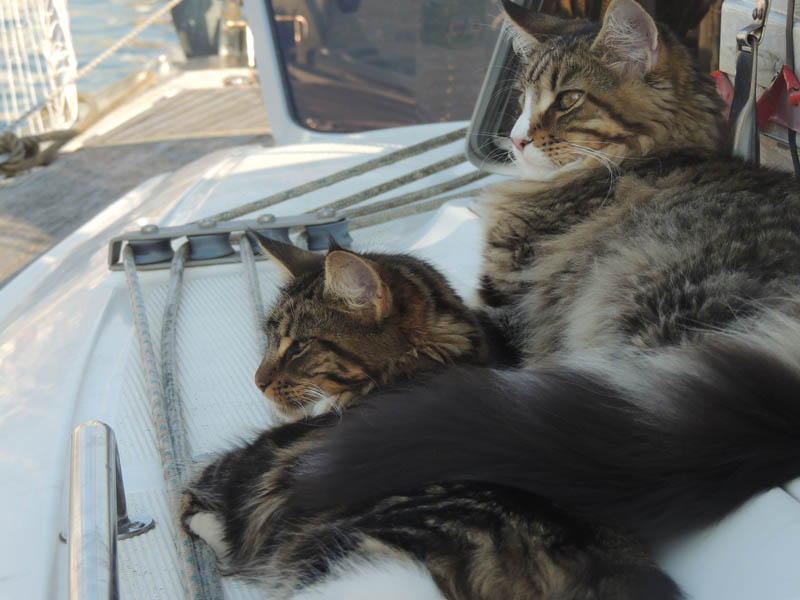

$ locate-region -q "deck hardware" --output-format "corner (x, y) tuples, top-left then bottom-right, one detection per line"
(140, 224), (159, 233)
(109, 214), (347, 270)
(66, 421), (154, 599)
(315, 207), (337, 219)
(305, 218), (352, 250)
(223, 74), (253, 86)
(731, 0), (770, 162)
(128, 238), (175, 265)
(187, 233), (236, 260)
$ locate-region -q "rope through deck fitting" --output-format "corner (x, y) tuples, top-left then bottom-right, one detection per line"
(123, 245), (223, 600)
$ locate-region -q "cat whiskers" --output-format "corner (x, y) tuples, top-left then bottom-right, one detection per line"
(567, 143), (621, 200)
(295, 382), (341, 420)
(567, 143), (621, 176)
(473, 131), (514, 170)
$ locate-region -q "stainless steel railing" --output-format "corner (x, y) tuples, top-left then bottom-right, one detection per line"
(67, 420), (154, 600)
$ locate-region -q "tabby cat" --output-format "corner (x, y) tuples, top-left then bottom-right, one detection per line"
(183, 0), (800, 594)
(182, 232), (680, 599)
(246, 233), (491, 420)
(269, 0), (800, 542)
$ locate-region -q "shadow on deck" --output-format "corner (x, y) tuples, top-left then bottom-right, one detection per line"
(0, 82), (274, 287)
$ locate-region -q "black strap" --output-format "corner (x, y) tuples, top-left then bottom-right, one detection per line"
(729, 50), (754, 128)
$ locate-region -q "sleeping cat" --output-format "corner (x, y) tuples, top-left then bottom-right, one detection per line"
(247, 232), (491, 420)
(181, 232), (681, 599)
(268, 0), (800, 543)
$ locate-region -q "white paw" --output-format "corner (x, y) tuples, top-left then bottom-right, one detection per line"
(187, 512), (230, 558)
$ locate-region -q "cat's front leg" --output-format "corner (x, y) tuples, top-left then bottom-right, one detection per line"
(179, 449), (247, 569)
(479, 202), (538, 307)
(180, 493), (231, 560)
(179, 424), (446, 599)
(180, 417), (355, 593)
(478, 177), (611, 308)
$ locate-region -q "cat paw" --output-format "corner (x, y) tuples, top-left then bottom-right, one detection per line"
(178, 491), (202, 534)
(179, 491), (230, 559)
(185, 511), (231, 559)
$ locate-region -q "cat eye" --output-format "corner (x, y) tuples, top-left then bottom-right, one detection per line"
(555, 90), (584, 111)
(282, 338), (313, 363)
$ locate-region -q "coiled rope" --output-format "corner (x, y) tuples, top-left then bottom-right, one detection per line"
(1, 0), (186, 177)
(0, 129), (76, 176)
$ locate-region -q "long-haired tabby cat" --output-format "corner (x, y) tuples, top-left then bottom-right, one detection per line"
(270, 0), (800, 541)
(246, 233), (492, 420)
(182, 232), (681, 599)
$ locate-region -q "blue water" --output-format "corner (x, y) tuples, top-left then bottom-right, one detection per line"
(68, 0), (183, 93)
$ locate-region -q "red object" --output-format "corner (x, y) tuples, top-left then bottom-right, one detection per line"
(757, 65), (800, 131)
(712, 70), (734, 120)
(783, 65), (800, 105)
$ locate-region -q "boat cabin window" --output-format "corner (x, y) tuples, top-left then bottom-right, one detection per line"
(268, 0), (501, 132)
(267, 0), (722, 142)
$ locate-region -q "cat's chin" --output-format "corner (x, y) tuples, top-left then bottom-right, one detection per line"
(511, 157), (584, 181)
(273, 395), (342, 422)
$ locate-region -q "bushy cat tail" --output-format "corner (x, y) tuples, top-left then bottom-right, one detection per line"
(289, 315), (800, 539)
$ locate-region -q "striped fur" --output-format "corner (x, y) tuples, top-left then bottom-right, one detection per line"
(182, 412), (681, 599)
(505, 0), (725, 180)
(183, 2), (800, 596)
(278, 0), (800, 542)
(183, 237), (680, 598)
(249, 234), (489, 419)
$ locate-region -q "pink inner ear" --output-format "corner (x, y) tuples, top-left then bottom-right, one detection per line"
(325, 252), (383, 312)
(342, 264), (378, 305)
(595, 0), (659, 75)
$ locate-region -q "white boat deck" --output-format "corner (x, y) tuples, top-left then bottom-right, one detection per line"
(0, 123), (492, 598)
(3, 115), (800, 599)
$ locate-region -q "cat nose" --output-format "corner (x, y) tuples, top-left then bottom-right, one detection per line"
(254, 368), (271, 393)
(511, 137), (531, 152)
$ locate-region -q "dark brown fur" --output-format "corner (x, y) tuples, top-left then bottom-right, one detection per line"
(181, 241), (680, 599)
(182, 411), (680, 599)
(250, 234), (489, 419)
(181, 1), (800, 596)
(265, 2), (800, 553)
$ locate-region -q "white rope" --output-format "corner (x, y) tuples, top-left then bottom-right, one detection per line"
(160, 244), (192, 482)
(4, 0), (185, 133)
(161, 244), (225, 600)
(239, 235), (267, 354)
(207, 126), (469, 222)
(123, 245), (222, 600)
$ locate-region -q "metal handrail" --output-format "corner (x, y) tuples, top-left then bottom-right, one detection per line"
(67, 421), (153, 600)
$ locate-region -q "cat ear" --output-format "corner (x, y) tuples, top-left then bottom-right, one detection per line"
(246, 229), (323, 278)
(591, 0), (659, 76)
(502, 0), (570, 57)
(324, 251), (392, 321)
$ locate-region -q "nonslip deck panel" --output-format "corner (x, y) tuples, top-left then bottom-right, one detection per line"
(116, 262), (284, 598)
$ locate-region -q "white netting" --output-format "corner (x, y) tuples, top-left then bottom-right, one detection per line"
(0, 0), (78, 136)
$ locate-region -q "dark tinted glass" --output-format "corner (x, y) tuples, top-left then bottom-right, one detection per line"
(269, 0), (502, 132)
